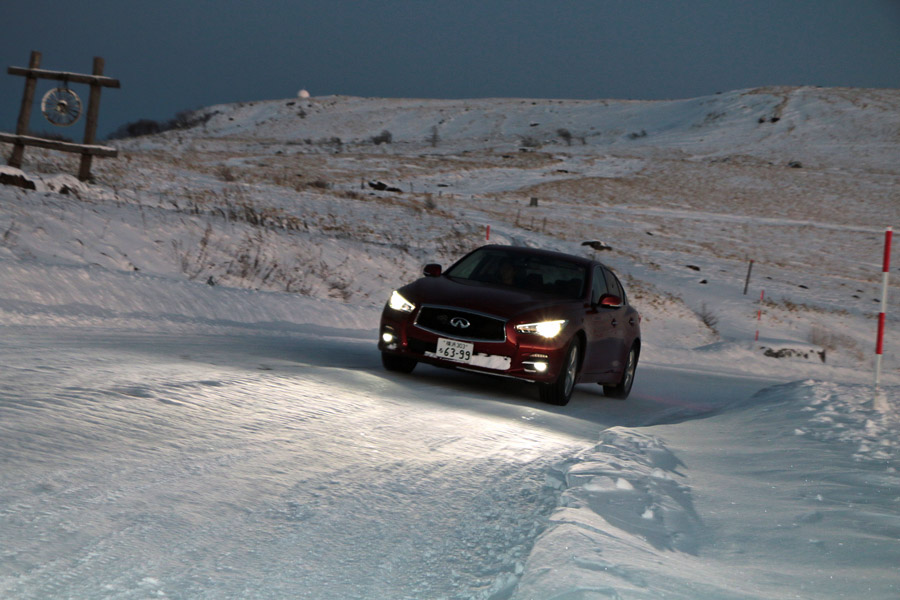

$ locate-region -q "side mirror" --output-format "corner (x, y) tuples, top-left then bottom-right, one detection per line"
(599, 294), (622, 308)
(423, 263), (442, 277)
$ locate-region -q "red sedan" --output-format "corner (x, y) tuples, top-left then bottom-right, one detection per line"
(378, 245), (641, 405)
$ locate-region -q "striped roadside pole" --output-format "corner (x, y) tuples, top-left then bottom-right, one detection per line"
(875, 226), (892, 405)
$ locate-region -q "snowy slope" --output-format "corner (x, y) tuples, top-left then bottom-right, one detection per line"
(1, 86), (899, 599)
(146, 87), (900, 172)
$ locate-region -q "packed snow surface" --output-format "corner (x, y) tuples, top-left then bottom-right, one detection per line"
(1, 87), (899, 599)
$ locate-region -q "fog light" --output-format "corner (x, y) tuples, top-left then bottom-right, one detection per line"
(382, 332), (395, 343)
(523, 356), (550, 374)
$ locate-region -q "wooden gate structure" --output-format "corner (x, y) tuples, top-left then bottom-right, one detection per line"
(0, 51), (120, 181)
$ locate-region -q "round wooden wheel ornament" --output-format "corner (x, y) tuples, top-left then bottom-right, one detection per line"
(41, 87), (83, 127)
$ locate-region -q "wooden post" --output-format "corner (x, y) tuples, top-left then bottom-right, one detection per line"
(78, 56), (105, 181)
(9, 50), (41, 168)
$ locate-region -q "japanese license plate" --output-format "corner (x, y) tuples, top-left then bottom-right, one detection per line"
(435, 338), (473, 363)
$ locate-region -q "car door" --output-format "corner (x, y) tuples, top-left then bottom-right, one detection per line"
(582, 266), (625, 377)
(603, 266), (634, 365)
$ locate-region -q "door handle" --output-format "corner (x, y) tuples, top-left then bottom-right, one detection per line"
(611, 319), (617, 327)
(629, 318), (635, 326)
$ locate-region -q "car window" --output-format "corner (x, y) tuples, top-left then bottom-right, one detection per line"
(591, 266), (609, 304)
(602, 266), (626, 303)
(446, 249), (587, 299)
(444, 250), (485, 280)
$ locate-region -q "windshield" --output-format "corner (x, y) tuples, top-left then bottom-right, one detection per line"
(446, 248), (587, 299)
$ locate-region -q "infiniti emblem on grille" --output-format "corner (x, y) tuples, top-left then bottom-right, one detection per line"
(450, 317), (471, 329)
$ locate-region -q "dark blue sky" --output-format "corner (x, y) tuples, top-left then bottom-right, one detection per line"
(2, 0), (899, 139)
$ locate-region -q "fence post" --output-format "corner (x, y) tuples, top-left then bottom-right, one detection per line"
(78, 56), (105, 181)
(9, 50), (41, 168)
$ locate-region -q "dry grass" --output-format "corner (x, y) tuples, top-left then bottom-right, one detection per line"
(809, 323), (865, 361)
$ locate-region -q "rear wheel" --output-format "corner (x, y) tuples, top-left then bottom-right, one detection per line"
(539, 341), (580, 406)
(603, 345), (637, 399)
(381, 352), (417, 374)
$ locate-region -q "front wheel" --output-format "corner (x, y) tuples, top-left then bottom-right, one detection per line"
(603, 345), (638, 399)
(381, 352), (417, 374)
(539, 341), (580, 406)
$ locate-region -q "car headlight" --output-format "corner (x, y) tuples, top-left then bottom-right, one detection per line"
(388, 290), (416, 313)
(515, 320), (567, 338)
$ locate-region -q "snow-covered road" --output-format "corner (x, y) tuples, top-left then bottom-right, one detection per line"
(0, 325), (776, 599)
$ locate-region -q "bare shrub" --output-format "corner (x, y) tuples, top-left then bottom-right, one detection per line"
(173, 187), (306, 232)
(167, 109), (216, 130)
(107, 109), (218, 140)
(696, 303), (719, 333)
(371, 130), (393, 145)
(557, 128), (573, 146)
(219, 166), (237, 182)
(809, 324), (864, 361)
(109, 118), (162, 139)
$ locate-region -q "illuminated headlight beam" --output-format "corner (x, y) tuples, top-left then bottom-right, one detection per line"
(388, 291), (415, 313)
(515, 320), (567, 338)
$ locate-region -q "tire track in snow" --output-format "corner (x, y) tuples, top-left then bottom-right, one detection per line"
(0, 328), (585, 599)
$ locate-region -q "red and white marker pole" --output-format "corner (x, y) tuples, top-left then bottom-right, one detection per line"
(875, 226), (892, 389)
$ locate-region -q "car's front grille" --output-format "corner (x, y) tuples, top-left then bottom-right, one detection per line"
(415, 305), (506, 342)
(407, 338), (437, 355)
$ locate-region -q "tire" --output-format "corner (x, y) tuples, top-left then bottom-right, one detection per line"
(603, 345), (638, 399)
(381, 352), (417, 374)
(539, 341), (580, 406)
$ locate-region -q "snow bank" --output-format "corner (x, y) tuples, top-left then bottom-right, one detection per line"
(515, 380), (899, 599)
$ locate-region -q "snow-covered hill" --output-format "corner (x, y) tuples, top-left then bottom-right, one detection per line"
(151, 86), (900, 172)
(1, 86), (898, 599)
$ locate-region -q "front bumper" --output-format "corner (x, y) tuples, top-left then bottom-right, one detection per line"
(378, 313), (568, 383)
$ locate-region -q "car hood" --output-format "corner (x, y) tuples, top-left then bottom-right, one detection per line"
(400, 275), (579, 321)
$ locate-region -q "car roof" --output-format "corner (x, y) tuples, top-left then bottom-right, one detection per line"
(476, 244), (597, 268)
